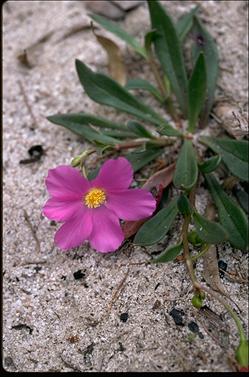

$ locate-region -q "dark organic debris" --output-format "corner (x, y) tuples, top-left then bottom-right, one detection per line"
(117, 342), (126, 352)
(120, 312), (129, 323)
(11, 324), (33, 335)
(188, 321), (199, 333)
(218, 260), (228, 278)
(152, 300), (162, 310)
(83, 343), (94, 366)
(73, 270), (85, 280)
(169, 308), (185, 326)
(19, 145), (44, 164)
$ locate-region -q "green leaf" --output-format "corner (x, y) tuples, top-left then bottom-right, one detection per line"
(125, 78), (164, 103)
(89, 13), (147, 58)
(173, 140), (198, 191)
(151, 243), (183, 263)
(193, 212), (228, 244)
(147, 0), (188, 115)
(47, 113), (120, 145)
(177, 194), (192, 217)
(200, 137), (249, 181)
(134, 197), (178, 245)
(125, 147), (164, 172)
(176, 6), (199, 42)
(192, 16), (219, 126)
(205, 174), (249, 250)
(234, 187), (249, 214)
(188, 52), (207, 132)
(127, 121), (153, 139)
(198, 155), (221, 174)
(75, 59), (180, 137)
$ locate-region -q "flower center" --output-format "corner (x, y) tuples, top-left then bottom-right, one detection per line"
(84, 188), (106, 208)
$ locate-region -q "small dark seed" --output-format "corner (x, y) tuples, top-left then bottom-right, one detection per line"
(120, 312), (129, 323)
(188, 321), (199, 334)
(169, 308), (185, 326)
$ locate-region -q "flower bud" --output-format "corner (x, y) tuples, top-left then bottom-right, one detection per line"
(71, 155), (82, 167)
(235, 340), (249, 368)
(191, 292), (205, 309)
(188, 230), (204, 247)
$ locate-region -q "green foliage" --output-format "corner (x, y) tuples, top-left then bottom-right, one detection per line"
(126, 78), (164, 103)
(89, 13), (147, 58)
(192, 212), (228, 244)
(176, 6), (199, 42)
(147, 0), (188, 115)
(187, 52), (207, 132)
(173, 140), (198, 191)
(152, 243), (183, 263)
(134, 198), (178, 245)
(198, 155), (221, 174)
(205, 174), (249, 250)
(201, 137), (249, 181)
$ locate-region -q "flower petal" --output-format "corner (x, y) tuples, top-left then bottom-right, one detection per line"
(42, 197), (82, 222)
(91, 157), (133, 191)
(54, 207), (92, 250)
(106, 188), (156, 221)
(89, 206), (124, 253)
(46, 165), (90, 199)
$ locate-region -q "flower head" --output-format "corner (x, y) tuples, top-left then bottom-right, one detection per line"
(43, 157), (156, 253)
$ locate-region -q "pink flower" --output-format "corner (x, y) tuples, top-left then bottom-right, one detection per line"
(43, 157), (156, 253)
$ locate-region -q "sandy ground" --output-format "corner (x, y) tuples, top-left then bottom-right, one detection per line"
(3, 0), (248, 372)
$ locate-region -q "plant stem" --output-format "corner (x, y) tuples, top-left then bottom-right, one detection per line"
(114, 137), (176, 151)
(191, 243), (210, 261)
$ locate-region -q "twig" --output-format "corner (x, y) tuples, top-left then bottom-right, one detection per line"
(106, 268), (130, 315)
(114, 137), (175, 151)
(23, 210), (41, 253)
(18, 80), (38, 126)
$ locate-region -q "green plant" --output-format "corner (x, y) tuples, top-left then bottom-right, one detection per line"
(47, 0), (248, 369)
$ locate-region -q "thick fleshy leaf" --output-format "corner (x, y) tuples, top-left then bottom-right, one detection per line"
(55, 207), (92, 250)
(192, 16), (219, 126)
(205, 174), (249, 250)
(125, 78), (164, 103)
(200, 137), (249, 181)
(148, 0), (188, 115)
(125, 147), (164, 172)
(127, 120), (153, 138)
(151, 242), (183, 263)
(134, 197), (178, 245)
(198, 155), (221, 174)
(106, 188), (156, 221)
(89, 13), (147, 58)
(75, 59), (179, 136)
(47, 113), (121, 145)
(234, 187), (249, 214)
(193, 212), (228, 244)
(89, 207), (124, 253)
(173, 140), (198, 191)
(188, 52), (207, 132)
(176, 6), (199, 42)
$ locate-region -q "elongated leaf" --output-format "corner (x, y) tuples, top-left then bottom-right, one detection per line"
(176, 6), (199, 42)
(101, 129), (136, 139)
(152, 243), (183, 263)
(198, 155), (221, 174)
(188, 52), (207, 132)
(205, 174), (249, 250)
(89, 13), (147, 58)
(234, 187), (249, 214)
(75, 59), (180, 136)
(148, 0), (188, 115)
(127, 121), (153, 138)
(134, 197), (178, 245)
(93, 33), (126, 85)
(47, 113), (120, 145)
(192, 16), (219, 126)
(173, 140), (198, 191)
(201, 137), (249, 181)
(193, 212), (228, 244)
(125, 147), (164, 172)
(125, 78), (164, 103)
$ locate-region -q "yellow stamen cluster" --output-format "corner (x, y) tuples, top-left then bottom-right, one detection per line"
(84, 188), (106, 208)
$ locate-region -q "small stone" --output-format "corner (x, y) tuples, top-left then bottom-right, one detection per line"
(73, 270), (85, 280)
(169, 308), (185, 326)
(120, 312), (129, 323)
(188, 321), (200, 334)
